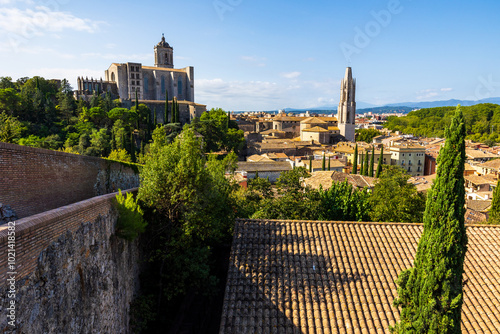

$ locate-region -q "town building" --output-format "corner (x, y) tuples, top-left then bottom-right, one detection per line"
(389, 144), (426, 176)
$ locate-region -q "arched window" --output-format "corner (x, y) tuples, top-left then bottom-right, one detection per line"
(178, 77), (182, 97)
(161, 76), (165, 94)
(144, 77), (149, 93)
(111, 72), (115, 82)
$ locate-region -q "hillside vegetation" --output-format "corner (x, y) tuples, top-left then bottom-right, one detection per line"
(384, 103), (500, 144)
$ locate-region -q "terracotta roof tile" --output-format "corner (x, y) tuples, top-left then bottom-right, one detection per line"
(220, 219), (500, 333)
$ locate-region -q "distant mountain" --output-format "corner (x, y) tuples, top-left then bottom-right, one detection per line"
(284, 101), (377, 112)
(357, 106), (414, 114)
(385, 97), (500, 109)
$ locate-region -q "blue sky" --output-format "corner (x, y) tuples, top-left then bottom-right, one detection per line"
(1, 0), (500, 111)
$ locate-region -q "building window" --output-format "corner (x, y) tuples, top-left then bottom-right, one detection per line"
(144, 77), (149, 92)
(408, 167), (411, 172)
(111, 73), (115, 82)
(161, 76), (165, 93)
(401, 160), (405, 165)
(178, 77), (182, 97)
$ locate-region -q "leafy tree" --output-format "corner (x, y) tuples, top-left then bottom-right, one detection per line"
(391, 106), (468, 333)
(318, 180), (370, 221)
(0, 112), (24, 143)
(114, 190), (147, 241)
(352, 144), (358, 174)
(88, 128), (111, 157)
(488, 179), (500, 224)
(363, 150), (370, 176)
(137, 128), (236, 307)
(369, 165), (426, 223)
(164, 89), (169, 124)
(356, 128), (382, 143)
(108, 148), (132, 162)
(0, 88), (21, 115)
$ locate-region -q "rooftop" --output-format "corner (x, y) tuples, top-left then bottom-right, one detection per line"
(220, 219), (500, 333)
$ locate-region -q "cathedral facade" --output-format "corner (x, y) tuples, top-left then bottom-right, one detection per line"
(75, 35), (205, 124)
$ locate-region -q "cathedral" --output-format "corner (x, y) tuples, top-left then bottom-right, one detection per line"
(75, 35), (206, 124)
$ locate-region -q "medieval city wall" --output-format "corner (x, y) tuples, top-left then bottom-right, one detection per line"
(0, 142), (140, 219)
(0, 189), (141, 333)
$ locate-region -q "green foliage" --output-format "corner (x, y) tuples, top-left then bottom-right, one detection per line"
(318, 180), (370, 221)
(107, 148), (132, 162)
(114, 190), (147, 241)
(376, 146), (384, 178)
(369, 165), (426, 223)
(322, 154), (326, 171)
(391, 106), (467, 333)
(130, 294), (157, 334)
(384, 103), (500, 144)
(352, 144), (358, 174)
(137, 128), (236, 304)
(0, 112), (24, 143)
(369, 148), (375, 177)
(189, 107), (245, 153)
(488, 180), (500, 224)
(356, 128), (382, 143)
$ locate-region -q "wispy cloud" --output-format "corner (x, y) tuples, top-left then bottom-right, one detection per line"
(81, 52), (150, 62)
(280, 71), (301, 79)
(241, 55), (266, 67)
(416, 88), (453, 100)
(197, 78), (337, 111)
(0, 6), (104, 37)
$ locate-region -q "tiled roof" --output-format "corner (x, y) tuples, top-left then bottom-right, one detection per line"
(466, 149), (498, 160)
(302, 126), (329, 133)
(467, 199), (492, 212)
(465, 174), (497, 186)
(477, 159), (500, 170)
(220, 219), (500, 333)
(236, 161), (293, 172)
(301, 117), (328, 124)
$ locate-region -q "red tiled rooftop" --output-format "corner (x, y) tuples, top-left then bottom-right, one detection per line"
(220, 219), (500, 333)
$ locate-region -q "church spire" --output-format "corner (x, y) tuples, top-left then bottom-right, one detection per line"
(338, 67), (356, 142)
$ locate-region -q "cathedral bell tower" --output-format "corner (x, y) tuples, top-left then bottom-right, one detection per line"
(154, 34), (174, 68)
(338, 67), (356, 142)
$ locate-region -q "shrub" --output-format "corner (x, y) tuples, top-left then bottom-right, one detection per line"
(114, 189), (147, 241)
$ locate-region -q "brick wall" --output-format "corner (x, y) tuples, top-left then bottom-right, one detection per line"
(0, 142), (139, 219)
(0, 188), (138, 283)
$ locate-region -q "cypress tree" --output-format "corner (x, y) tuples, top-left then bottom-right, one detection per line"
(322, 154), (326, 171)
(328, 157), (331, 171)
(391, 106), (467, 334)
(363, 150), (369, 176)
(165, 89), (169, 124)
(153, 107), (157, 128)
(255, 170), (259, 179)
(135, 89), (139, 112)
(309, 156), (313, 173)
(376, 146), (384, 178)
(352, 144), (358, 174)
(369, 148), (375, 177)
(488, 179), (500, 224)
(359, 153), (364, 176)
(130, 132), (136, 163)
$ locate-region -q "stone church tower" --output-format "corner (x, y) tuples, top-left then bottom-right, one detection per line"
(154, 34), (174, 68)
(338, 67), (356, 142)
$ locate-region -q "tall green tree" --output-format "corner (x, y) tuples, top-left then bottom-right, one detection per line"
(489, 180), (500, 224)
(309, 156), (313, 173)
(328, 157), (331, 171)
(369, 165), (425, 223)
(369, 148), (375, 177)
(376, 146), (384, 178)
(352, 144), (358, 174)
(359, 153), (364, 176)
(363, 150), (370, 176)
(391, 106), (468, 333)
(322, 154), (326, 171)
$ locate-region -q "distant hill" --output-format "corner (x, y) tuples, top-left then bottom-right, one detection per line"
(385, 97), (500, 109)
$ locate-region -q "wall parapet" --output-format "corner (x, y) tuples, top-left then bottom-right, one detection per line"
(0, 142), (140, 219)
(0, 188), (138, 282)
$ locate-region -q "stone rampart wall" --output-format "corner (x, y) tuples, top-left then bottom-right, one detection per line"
(0, 142), (140, 219)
